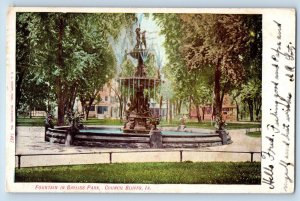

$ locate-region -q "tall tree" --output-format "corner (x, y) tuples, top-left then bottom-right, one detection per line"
(154, 14), (214, 123)
(16, 12), (135, 125)
(16, 13), (41, 112)
(180, 14), (251, 129)
(155, 14), (261, 128)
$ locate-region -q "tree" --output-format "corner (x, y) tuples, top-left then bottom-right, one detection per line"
(154, 14), (187, 122)
(16, 13), (31, 112)
(241, 15), (262, 121)
(240, 79), (261, 121)
(18, 73), (51, 117)
(77, 45), (116, 120)
(179, 14), (252, 129)
(16, 12), (135, 125)
(154, 14), (214, 123)
(155, 14), (262, 127)
(229, 15), (262, 122)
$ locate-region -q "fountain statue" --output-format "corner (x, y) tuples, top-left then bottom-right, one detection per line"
(119, 26), (161, 134)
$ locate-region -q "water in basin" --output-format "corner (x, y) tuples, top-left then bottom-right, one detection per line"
(80, 129), (123, 134)
(79, 128), (208, 136)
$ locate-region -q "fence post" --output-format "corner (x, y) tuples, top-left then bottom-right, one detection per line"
(180, 150), (183, 162)
(45, 126), (47, 142)
(250, 152), (254, 162)
(109, 152), (112, 164)
(17, 155), (21, 169)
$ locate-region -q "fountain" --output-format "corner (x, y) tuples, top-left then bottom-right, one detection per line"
(44, 20), (232, 149)
(119, 26), (161, 134)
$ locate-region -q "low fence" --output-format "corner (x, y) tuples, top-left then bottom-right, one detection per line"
(15, 150), (261, 169)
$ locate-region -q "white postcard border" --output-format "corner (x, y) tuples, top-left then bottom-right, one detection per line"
(6, 7), (296, 193)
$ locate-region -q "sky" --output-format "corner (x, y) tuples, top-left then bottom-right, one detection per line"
(139, 13), (166, 68)
(111, 13), (167, 74)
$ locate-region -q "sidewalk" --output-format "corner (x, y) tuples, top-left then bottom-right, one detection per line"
(15, 126), (261, 167)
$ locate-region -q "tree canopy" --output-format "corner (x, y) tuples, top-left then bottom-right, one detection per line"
(16, 12), (135, 125)
(16, 12), (262, 128)
(154, 13), (262, 127)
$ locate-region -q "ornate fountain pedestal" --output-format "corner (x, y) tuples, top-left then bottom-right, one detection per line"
(119, 27), (161, 134)
(120, 77), (160, 134)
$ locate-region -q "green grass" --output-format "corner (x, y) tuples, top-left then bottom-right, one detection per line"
(17, 117), (48, 126)
(82, 118), (123, 126)
(160, 121), (261, 130)
(246, 131), (261, 138)
(16, 117), (260, 130)
(15, 162), (261, 184)
(222, 123), (261, 130)
(16, 117), (122, 127)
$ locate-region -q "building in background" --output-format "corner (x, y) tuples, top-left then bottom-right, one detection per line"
(82, 79), (168, 120)
(82, 80), (120, 119)
(189, 95), (237, 122)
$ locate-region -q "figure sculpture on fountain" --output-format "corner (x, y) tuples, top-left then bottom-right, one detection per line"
(120, 25), (161, 134)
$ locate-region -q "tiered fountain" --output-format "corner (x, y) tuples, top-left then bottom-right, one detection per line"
(119, 27), (161, 134)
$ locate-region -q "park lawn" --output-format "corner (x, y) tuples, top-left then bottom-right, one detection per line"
(16, 117), (261, 130)
(15, 162), (261, 184)
(221, 123), (261, 130)
(17, 117), (48, 126)
(246, 131), (261, 138)
(82, 118), (123, 126)
(16, 117), (123, 127)
(160, 121), (261, 130)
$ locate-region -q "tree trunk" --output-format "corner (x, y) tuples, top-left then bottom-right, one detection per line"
(85, 97), (95, 120)
(56, 15), (65, 126)
(255, 105), (261, 121)
(214, 64), (222, 129)
(240, 104), (243, 121)
(219, 84), (227, 118)
(67, 84), (78, 112)
(166, 99), (169, 121)
(188, 96), (192, 118)
(196, 104), (201, 123)
(247, 99), (254, 121)
(57, 91), (65, 126)
(159, 96), (163, 117)
(178, 100), (182, 114)
(123, 96), (127, 118)
(235, 100), (240, 121)
(174, 101), (177, 116)
(29, 108), (32, 118)
(118, 95), (123, 121)
(168, 100), (172, 123)
(202, 107), (205, 121)
(254, 97), (261, 121)
(80, 99), (86, 120)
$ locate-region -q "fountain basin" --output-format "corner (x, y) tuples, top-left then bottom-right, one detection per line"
(45, 126), (231, 148)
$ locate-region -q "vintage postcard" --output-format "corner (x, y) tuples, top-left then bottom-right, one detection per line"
(6, 7), (295, 193)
